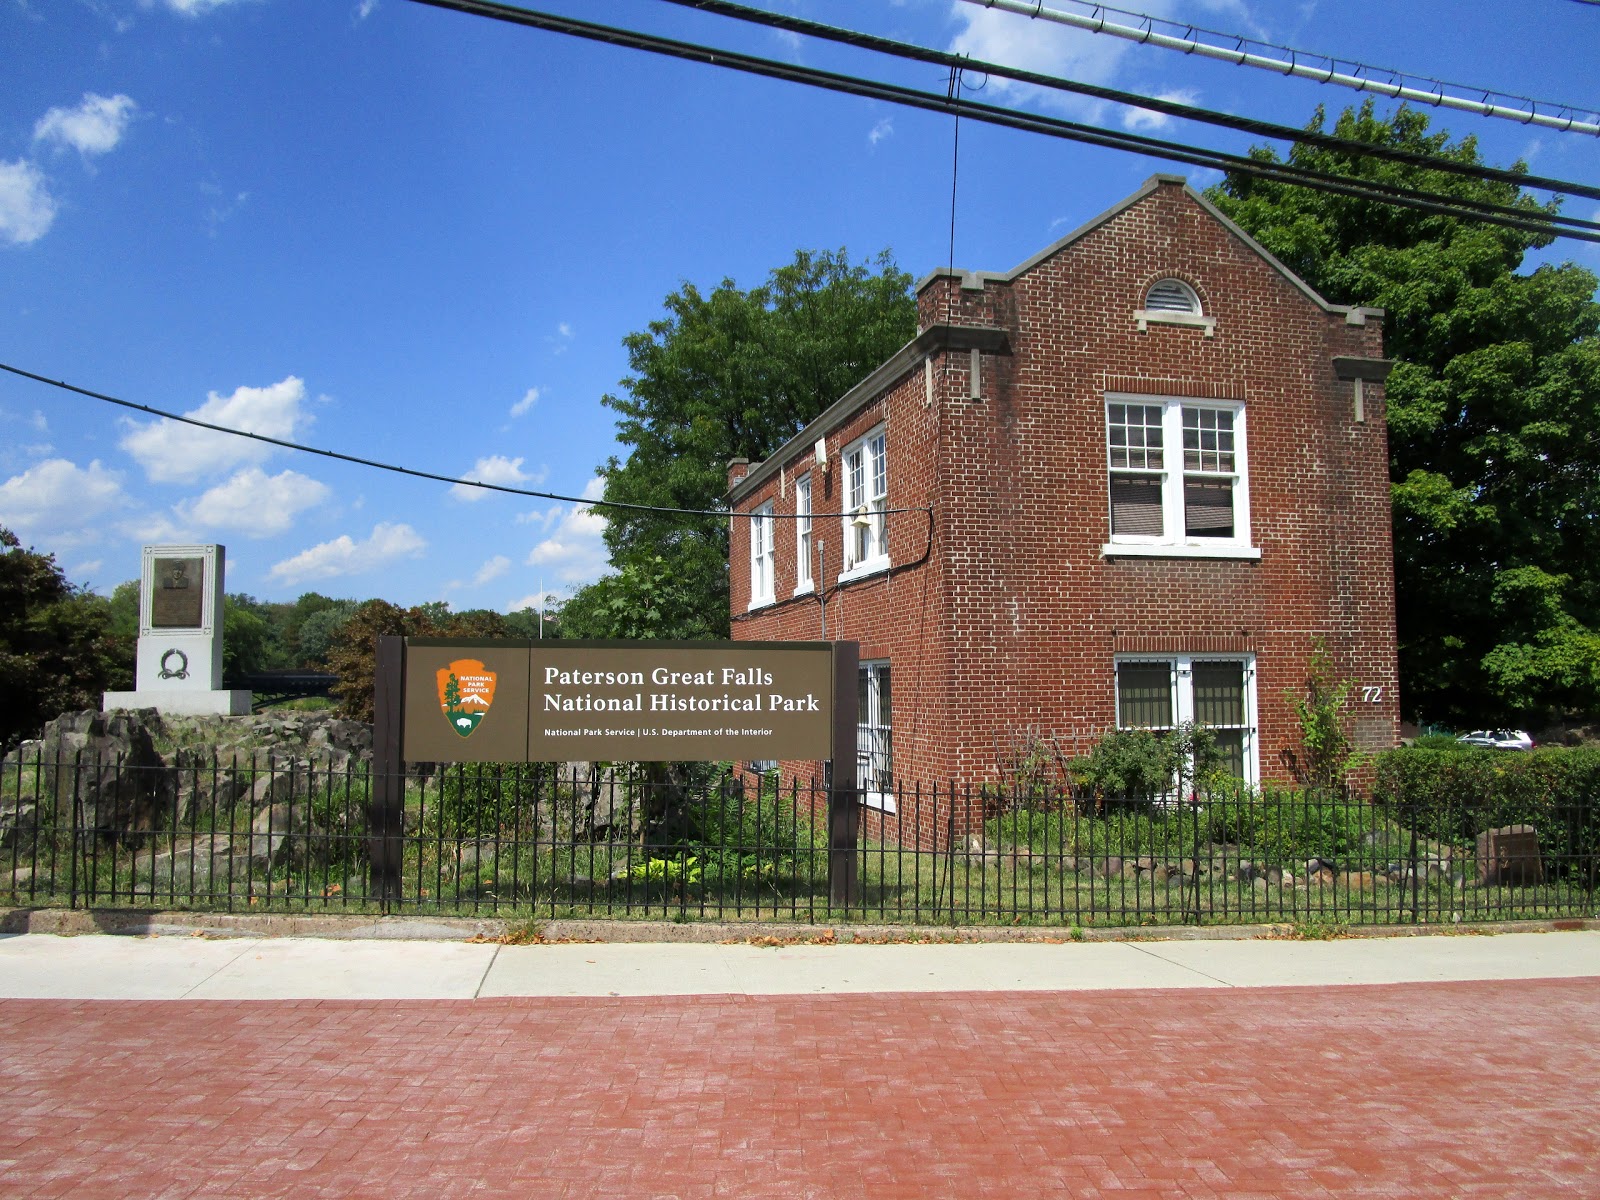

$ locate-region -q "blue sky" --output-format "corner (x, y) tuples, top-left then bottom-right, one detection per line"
(3, 0), (1597, 612)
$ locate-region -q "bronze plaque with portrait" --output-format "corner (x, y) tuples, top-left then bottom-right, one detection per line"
(151, 557), (205, 629)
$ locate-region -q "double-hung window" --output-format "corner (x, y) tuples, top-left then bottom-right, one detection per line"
(1105, 397), (1253, 556)
(749, 501), (775, 608)
(842, 427), (888, 576)
(794, 474), (813, 593)
(1115, 656), (1256, 785)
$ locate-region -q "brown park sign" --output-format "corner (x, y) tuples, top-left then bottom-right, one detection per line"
(400, 639), (838, 763)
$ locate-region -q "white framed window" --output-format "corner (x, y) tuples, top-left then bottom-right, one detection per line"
(841, 428), (889, 578)
(1104, 395), (1256, 558)
(1115, 655), (1257, 785)
(749, 500), (775, 608)
(794, 473), (813, 594)
(857, 659), (894, 809)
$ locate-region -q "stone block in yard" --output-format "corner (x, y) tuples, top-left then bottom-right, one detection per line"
(1475, 825), (1544, 887)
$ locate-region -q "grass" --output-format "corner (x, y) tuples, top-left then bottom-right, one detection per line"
(4, 771), (1595, 929)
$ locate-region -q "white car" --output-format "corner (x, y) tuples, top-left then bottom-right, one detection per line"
(1456, 729), (1535, 751)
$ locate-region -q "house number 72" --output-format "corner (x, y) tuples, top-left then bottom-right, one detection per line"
(1361, 686), (1384, 703)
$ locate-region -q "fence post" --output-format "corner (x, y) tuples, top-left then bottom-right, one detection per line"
(369, 635), (405, 908)
(827, 640), (860, 907)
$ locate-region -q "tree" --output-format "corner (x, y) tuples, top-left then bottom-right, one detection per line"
(0, 528), (133, 750)
(582, 248), (918, 638)
(294, 600), (358, 667)
(1207, 102), (1600, 725)
(323, 600), (510, 722)
(555, 555), (704, 641)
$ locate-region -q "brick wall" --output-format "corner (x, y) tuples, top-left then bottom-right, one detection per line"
(729, 178), (1400, 842)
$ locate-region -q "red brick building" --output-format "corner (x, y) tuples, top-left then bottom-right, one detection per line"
(727, 175), (1400, 821)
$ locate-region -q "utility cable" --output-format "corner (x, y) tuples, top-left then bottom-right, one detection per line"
(0, 361), (931, 523)
(660, 0), (1600, 208)
(403, 0), (1600, 242)
(955, 0), (1600, 137)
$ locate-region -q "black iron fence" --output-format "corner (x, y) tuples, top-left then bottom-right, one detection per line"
(2, 753), (1595, 928)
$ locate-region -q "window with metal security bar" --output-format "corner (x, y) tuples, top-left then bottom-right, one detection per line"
(1115, 655), (1257, 785)
(857, 659), (893, 810)
(1105, 396), (1255, 558)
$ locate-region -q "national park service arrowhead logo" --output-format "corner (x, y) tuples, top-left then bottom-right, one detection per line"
(437, 659), (497, 739)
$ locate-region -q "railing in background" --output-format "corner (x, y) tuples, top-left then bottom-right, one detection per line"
(2, 754), (1595, 927)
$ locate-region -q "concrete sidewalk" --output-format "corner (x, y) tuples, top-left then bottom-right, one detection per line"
(3, 928), (1597, 1000)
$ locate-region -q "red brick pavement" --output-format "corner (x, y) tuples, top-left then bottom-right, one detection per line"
(2, 979), (1598, 1199)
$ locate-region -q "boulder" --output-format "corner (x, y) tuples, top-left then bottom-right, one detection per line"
(249, 802), (326, 872)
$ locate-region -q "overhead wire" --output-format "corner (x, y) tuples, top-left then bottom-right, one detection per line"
(658, 0), (1600, 209)
(403, 0), (1600, 242)
(955, 0), (1600, 137)
(0, 361), (930, 523)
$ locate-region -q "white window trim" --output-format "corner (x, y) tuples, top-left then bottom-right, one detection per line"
(858, 659), (895, 812)
(839, 425), (891, 582)
(793, 473), (815, 597)
(748, 500), (775, 610)
(1103, 394), (1255, 558)
(1114, 653), (1260, 787)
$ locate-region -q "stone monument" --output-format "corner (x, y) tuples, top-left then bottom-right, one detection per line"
(102, 544), (253, 716)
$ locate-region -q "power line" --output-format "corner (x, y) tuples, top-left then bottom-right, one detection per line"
(403, 0), (1599, 242)
(0, 362), (928, 523)
(660, 0), (1600, 213)
(956, 0), (1600, 137)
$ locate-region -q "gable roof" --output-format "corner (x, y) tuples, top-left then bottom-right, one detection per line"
(917, 174), (1383, 328)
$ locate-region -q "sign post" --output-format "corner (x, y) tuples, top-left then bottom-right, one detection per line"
(369, 635), (406, 905)
(828, 640), (860, 907)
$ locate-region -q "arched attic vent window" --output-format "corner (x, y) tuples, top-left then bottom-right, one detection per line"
(1136, 277), (1216, 337)
(1145, 278), (1201, 313)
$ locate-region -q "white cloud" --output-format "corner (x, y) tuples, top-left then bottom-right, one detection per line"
(33, 94), (137, 157)
(0, 160), (57, 246)
(472, 555), (511, 586)
(868, 117), (894, 146)
(356, 0), (380, 18)
(449, 454), (544, 501)
(0, 458), (126, 547)
(156, 0), (247, 15)
(546, 322), (574, 355)
(1121, 89), (1200, 132)
(121, 376), (310, 483)
(509, 387), (540, 418)
(524, 476), (609, 586)
(175, 467), (331, 537)
(269, 522), (426, 585)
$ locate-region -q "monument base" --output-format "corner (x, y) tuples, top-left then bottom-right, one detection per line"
(102, 689), (254, 717)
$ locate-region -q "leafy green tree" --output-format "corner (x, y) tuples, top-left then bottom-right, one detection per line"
(1208, 102), (1600, 725)
(555, 555), (704, 641)
(0, 528), (133, 749)
(323, 600), (510, 722)
(582, 248), (917, 638)
(294, 601), (357, 667)
(221, 595), (276, 678)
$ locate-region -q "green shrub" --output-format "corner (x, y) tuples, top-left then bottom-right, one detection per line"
(684, 773), (816, 889)
(1371, 745), (1600, 877)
